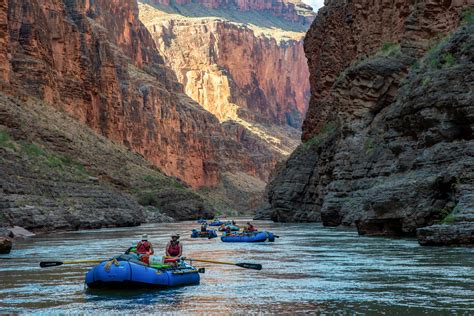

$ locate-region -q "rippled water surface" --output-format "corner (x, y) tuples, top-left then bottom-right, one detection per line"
(0, 220), (473, 314)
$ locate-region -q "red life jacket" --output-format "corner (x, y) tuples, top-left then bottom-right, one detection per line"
(167, 241), (181, 256)
(248, 225), (257, 232)
(136, 241), (152, 254)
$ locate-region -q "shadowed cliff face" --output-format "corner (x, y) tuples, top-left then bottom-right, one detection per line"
(266, 0), (474, 246)
(0, 0), (291, 196)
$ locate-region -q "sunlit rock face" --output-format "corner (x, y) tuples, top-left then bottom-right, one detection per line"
(148, 0), (315, 24)
(138, 1), (313, 129)
(0, 0), (299, 193)
(266, 0), (474, 245)
(137, 0), (314, 210)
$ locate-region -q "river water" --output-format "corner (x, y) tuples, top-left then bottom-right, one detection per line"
(0, 220), (473, 314)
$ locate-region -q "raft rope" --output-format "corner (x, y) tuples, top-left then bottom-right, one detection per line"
(104, 258), (120, 272)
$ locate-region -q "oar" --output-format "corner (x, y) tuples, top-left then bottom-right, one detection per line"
(40, 259), (103, 268)
(182, 257), (262, 270)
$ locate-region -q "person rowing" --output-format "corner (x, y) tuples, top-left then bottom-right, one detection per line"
(245, 222), (257, 232)
(166, 234), (183, 258)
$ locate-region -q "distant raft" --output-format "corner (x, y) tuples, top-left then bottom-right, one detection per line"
(191, 229), (218, 239)
(221, 231), (276, 243)
(85, 257), (200, 289)
(218, 225), (240, 232)
(208, 220), (227, 226)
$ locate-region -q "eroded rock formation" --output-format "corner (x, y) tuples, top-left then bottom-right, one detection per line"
(147, 0), (315, 24)
(0, 0), (299, 202)
(266, 0), (474, 246)
(139, 1), (312, 128)
(0, 89), (214, 232)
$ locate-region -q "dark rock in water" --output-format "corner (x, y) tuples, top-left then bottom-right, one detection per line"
(0, 237), (12, 254)
(0, 227), (14, 238)
(266, 0), (474, 246)
(417, 223), (474, 246)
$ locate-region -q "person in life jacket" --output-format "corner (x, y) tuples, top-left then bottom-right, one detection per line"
(166, 234), (183, 258)
(246, 222), (257, 232)
(136, 234), (154, 256)
(201, 223), (208, 232)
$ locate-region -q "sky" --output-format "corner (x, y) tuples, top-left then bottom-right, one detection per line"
(302, 0), (325, 11)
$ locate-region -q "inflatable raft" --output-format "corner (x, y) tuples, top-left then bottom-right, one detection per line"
(218, 225), (240, 231)
(208, 220), (226, 226)
(191, 229), (218, 238)
(85, 258), (200, 289)
(221, 231), (276, 243)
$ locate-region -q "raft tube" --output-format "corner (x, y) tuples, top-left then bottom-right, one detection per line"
(208, 221), (225, 226)
(85, 260), (200, 289)
(221, 231), (276, 243)
(218, 225), (240, 231)
(191, 229), (218, 238)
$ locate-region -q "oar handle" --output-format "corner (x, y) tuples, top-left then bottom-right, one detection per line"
(40, 259), (103, 268)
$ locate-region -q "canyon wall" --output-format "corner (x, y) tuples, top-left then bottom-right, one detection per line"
(147, 0), (315, 24)
(266, 0), (474, 245)
(0, 0), (284, 192)
(137, 0), (314, 211)
(139, 1), (313, 129)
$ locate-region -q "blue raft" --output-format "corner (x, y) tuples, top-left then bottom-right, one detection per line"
(208, 220), (226, 226)
(221, 231), (276, 243)
(85, 259), (200, 289)
(191, 229), (218, 238)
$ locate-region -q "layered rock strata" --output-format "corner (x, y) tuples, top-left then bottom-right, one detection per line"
(0, 0), (285, 194)
(0, 89), (214, 232)
(266, 0), (474, 246)
(139, 1), (313, 129)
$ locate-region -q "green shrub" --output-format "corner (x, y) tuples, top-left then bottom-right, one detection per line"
(22, 143), (46, 157)
(173, 180), (185, 189)
(435, 205), (460, 225)
(364, 138), (375, 155)
(137, 191), (159, 207)
(380, 42), (400, 56)
(440, 213), (456, 225)
(442, 52), (455, 67)
(462, 8), (474, 25)
(0, 130), (15, 150)
(302, 122), (336, 150)
(421, 77), (431, 86)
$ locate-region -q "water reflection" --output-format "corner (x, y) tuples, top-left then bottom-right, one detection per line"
(0, 220), (473, 314)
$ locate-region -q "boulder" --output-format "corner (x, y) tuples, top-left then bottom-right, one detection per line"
(0, 237), (12, 254)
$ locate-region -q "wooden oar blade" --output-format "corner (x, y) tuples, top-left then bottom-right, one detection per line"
(236, 262), (262, 270)
(40, 261), (63, 268)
